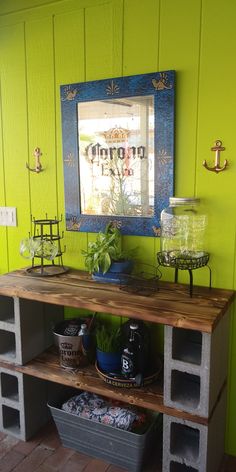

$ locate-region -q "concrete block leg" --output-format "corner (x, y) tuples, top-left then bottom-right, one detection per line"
(162, 387), (227, 472)
(15, 298), (64, 364)
(0, 367), (49, 440)
(164, 310), (229, 418)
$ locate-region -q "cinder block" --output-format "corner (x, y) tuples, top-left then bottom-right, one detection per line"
(0, 295), (15, 324)
(0, 295), (64, 440)
(164, 307), (230, 417)
(0, 296), (64, 365)
(1, 370), (19, 402)
(169, 463), (198, 471)
(163, 386), (227, 472)
(0, 329), (16, 362)
(0, 367), (49, 440)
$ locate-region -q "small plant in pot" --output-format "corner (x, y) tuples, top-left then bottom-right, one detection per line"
(82, 222), (137, 283)
(96, 324), (122, 374)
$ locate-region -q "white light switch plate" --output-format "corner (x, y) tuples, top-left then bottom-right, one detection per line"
(0, 207), (17, 226)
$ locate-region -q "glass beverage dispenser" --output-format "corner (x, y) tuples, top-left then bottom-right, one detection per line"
(160, 197), (207, 259)
(157, 197), (210, 295)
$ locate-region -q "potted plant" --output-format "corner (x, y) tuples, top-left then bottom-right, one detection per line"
(95, 324), (122, 373)
(82, 222), (137, 282)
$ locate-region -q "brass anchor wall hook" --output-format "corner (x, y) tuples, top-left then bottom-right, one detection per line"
(203, 140), (228, 173)
(26, 147), (43, 173)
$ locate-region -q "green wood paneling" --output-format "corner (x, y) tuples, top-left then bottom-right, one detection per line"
(25, 17), (57, 219)
(0, 1), (108, 28)
(111, 0), (123, 78)
(156, 0), (203, 286)
(54, 8), (87, 269)
(85, 2), (113, 80)
(122, 0), (161, 269)
(158, 0), (201, 198)
(0, 0), (236, 454)
(196, 0), (236, 289)
(196, 0), (236, 454)
(123, 235), (156, 267)
(0, 23), (30, 271)
(0, 0), (63, 15)
(123, 0), (160, 75)
(0, 78), (8, 274)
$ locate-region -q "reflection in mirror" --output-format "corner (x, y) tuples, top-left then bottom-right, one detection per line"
(78, 96), (154, 217)
(60, 71), (175, 236)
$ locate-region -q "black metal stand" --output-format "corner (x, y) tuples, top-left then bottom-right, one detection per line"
(26, 215), (69, 277)
(157, 251), (211, 297)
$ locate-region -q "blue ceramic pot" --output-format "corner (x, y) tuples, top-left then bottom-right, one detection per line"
(96, 348), (121, 374)
(108, 260), (133, 273)
(92, 260), (134, 284)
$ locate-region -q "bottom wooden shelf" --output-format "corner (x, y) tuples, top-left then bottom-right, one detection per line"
(0, 348), (208, 425)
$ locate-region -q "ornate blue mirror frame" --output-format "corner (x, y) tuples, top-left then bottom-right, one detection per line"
(60, 70), (174, 236)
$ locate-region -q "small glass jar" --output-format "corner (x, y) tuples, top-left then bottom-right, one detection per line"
(160, 197), (208, 263)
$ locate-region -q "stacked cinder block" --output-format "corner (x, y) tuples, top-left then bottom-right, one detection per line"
(0, 367), (49, 440)
(0, 294), (64, 439)
(163, 387), (227, 472)
(0, 295), (63, 364)
(163, 309), (230, 472)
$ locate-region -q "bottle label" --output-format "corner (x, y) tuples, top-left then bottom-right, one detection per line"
(121, 354), (134, 375)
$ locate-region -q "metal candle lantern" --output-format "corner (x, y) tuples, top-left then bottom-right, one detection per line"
(20, 215), (69, 276)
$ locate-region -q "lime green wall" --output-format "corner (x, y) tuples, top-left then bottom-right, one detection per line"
(0, 0), (236, 453)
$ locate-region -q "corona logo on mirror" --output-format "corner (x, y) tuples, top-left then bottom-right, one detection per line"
(85, 128), (147, 178)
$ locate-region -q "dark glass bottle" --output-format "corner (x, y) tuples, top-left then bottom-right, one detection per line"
(121, 323), (140, 378)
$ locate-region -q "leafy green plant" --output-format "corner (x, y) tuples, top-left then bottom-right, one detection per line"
(96, 324), (122, 353)
(82, 222), (137, 274)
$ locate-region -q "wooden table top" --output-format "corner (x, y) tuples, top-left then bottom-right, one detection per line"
(0, 268), (234, 333)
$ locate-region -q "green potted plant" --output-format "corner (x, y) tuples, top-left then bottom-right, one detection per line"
(82, 222), (137, 282)
(95, 324), (122, 373)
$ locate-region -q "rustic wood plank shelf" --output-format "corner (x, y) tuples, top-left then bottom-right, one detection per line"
(0, 347), (210, 426)
(0, 269), (234, 332)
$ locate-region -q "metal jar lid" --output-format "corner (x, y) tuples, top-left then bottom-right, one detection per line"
(130, 323), (139, 330)
(169, 197), (200, 206)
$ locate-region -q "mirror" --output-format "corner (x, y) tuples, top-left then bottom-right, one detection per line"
(60, 71), (174, 236)
(78, 96), (154, 218)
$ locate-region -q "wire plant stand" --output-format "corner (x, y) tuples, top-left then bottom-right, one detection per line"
(119, 263), (161, 296)
(26, 215), (69, 277)
(157, 251), (211, 297)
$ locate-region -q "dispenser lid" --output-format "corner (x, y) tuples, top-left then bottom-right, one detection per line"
(130, 323), (139, 330)
(169, 197), (200, 206)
